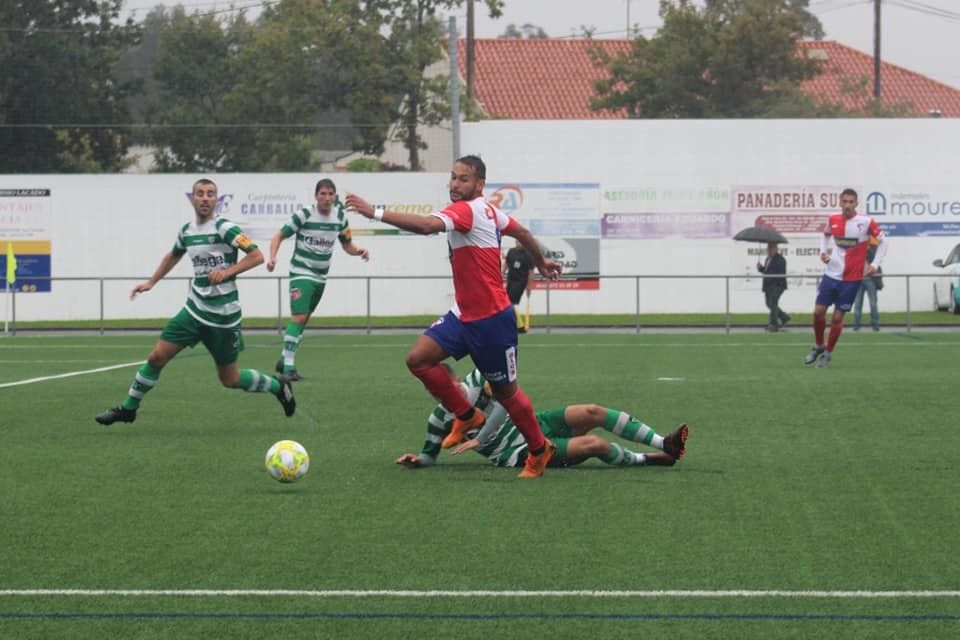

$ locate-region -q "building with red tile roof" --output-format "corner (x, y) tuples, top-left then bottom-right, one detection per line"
(457, 38), (960, 119)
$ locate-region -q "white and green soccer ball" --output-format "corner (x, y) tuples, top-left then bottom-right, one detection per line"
(265, 440), (310, 483)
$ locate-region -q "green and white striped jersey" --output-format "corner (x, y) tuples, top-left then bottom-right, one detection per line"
(282, 201), (352, 283)
(418, 369), (529, 468)
(171, 216), (257, 328)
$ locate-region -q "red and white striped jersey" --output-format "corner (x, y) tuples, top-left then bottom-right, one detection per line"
(431, 196), (517, 322)
(821, 212), (885, 281)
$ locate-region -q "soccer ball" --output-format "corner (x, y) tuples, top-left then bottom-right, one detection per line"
(264, 440), (309, 482)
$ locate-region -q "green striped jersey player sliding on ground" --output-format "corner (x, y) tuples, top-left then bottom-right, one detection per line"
(95, 178), (296, 426)
(396, 366), (689, 470)
(266, 178), (369, 380)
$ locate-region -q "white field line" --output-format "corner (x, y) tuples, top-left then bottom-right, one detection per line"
(0, 589), (958, 599)
(0, 361), (143, 389)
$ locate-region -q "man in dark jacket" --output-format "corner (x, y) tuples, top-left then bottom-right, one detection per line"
(757, 242), (791, 332)
(504, 242), (535, 333)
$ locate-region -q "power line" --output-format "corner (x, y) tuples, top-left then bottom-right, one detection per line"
(809, 0), (871, 15)
(888, 0), (960, 22)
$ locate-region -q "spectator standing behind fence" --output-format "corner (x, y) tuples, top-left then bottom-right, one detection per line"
(852, 237), (882, 332)
(756, 242), (790, 332)
(504, 241), (535, 333)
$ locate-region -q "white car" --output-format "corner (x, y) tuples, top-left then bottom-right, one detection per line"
(932, 242), (960, 314)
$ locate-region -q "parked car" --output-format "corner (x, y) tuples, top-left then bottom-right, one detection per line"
(932, 242), (960, 313)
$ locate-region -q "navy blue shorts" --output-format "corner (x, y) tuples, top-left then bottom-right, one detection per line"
(816, 276), (861, 312)
(424, 307), (519, 388)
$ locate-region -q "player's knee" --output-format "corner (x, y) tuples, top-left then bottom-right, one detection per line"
(580, 434), (608, 455)
(146, 352), (167, 370)
(218, 370), (239, 388)
(583, 404), (606, 421)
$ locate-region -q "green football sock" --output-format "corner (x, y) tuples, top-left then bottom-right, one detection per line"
(121, 362), (161, 411)
(601, 442), (647, 466)
(603, 409), (665, 449)
(280, 322), (305, 372)
(236, 369), (281, 394)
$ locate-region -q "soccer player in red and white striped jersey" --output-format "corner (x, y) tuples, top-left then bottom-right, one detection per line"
(345, 156), (563, 478)
(804, 188), (888, 368)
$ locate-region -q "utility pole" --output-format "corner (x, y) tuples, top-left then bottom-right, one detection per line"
(466, 0), (475, 113)
(873, 0), (881, 99)
(449, 16), (460, 161)
(626, 0), (631, 37)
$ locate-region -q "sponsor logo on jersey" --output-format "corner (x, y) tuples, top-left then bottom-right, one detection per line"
(303, 236), (335, 250)
(834, 237), (859, 249)
(192, 254), (226, 269)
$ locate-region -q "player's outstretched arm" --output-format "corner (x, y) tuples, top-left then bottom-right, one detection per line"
(130, 250), (182, 299)
(343, 240), (370, 261)
(266, 231), (286, 272)
(452, 439), (480, 455)
(396, 453), (430, 468)
(344, 193), (446, 236)
(506, 224), (562, 280)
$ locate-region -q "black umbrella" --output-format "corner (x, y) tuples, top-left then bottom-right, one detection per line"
(733, 225), (788, 244)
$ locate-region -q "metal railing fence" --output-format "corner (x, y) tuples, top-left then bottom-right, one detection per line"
(2, 273), (956, 335)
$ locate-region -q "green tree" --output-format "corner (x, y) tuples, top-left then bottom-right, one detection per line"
(591, 0), (823, 118)
(382, 0), (503, 170)
(145, 1), (401, 172)
(0, 0), (141, 173)
(499, 23), (549, 39)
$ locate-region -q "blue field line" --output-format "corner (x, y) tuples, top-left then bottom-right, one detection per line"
(1, 611), (958, 623)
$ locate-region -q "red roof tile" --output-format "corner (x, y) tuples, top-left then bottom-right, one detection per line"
(458, 39), (960, 118)
(798, 41), (960, 116)
(457, 39), (631, 119)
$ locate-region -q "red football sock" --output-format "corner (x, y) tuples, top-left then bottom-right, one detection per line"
(813, 315), (826, 346)
(497, 388), (546, 452)
(827, 319), (843, 352)
(409, 364), (471, 416)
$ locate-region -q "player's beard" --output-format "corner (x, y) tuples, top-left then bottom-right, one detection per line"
(450, 187), (478, 202)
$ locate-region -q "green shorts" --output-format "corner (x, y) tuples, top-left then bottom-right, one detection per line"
(534, 408), (573, 467)
(160, 308), (245, 365)
(289, 278), (327, 316)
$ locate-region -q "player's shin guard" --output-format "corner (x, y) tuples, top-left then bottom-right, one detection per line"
(281, 322), (304, 370)
(601, 442), (646, 466)
(236, 369), (281, 394)
(498, 388), (546, 452)
(602, 409), (664, 449)
(121, 362), (160, 411)
(410, 364), (472, 416)
(827, 320), (843, 352)
(814, 315), (826, 345)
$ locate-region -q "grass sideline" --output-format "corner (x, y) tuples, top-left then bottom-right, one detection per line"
(1, 332), (958, 639)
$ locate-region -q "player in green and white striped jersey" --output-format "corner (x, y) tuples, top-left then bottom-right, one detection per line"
(95, 178), (296, 426)
(266, 178), (369, 379)
(396, 366), (688, 469)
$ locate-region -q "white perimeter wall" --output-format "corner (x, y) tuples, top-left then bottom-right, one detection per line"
(2, 119), (959, 321)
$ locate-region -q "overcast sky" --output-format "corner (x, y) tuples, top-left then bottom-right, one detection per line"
(123, 1), (960, 89)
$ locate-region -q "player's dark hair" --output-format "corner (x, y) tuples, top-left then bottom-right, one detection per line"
(841, 188), (858, 200)
(192, 178), (217, 193)
(315, 178), (337, 194)
(456, 155), (486, 180)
